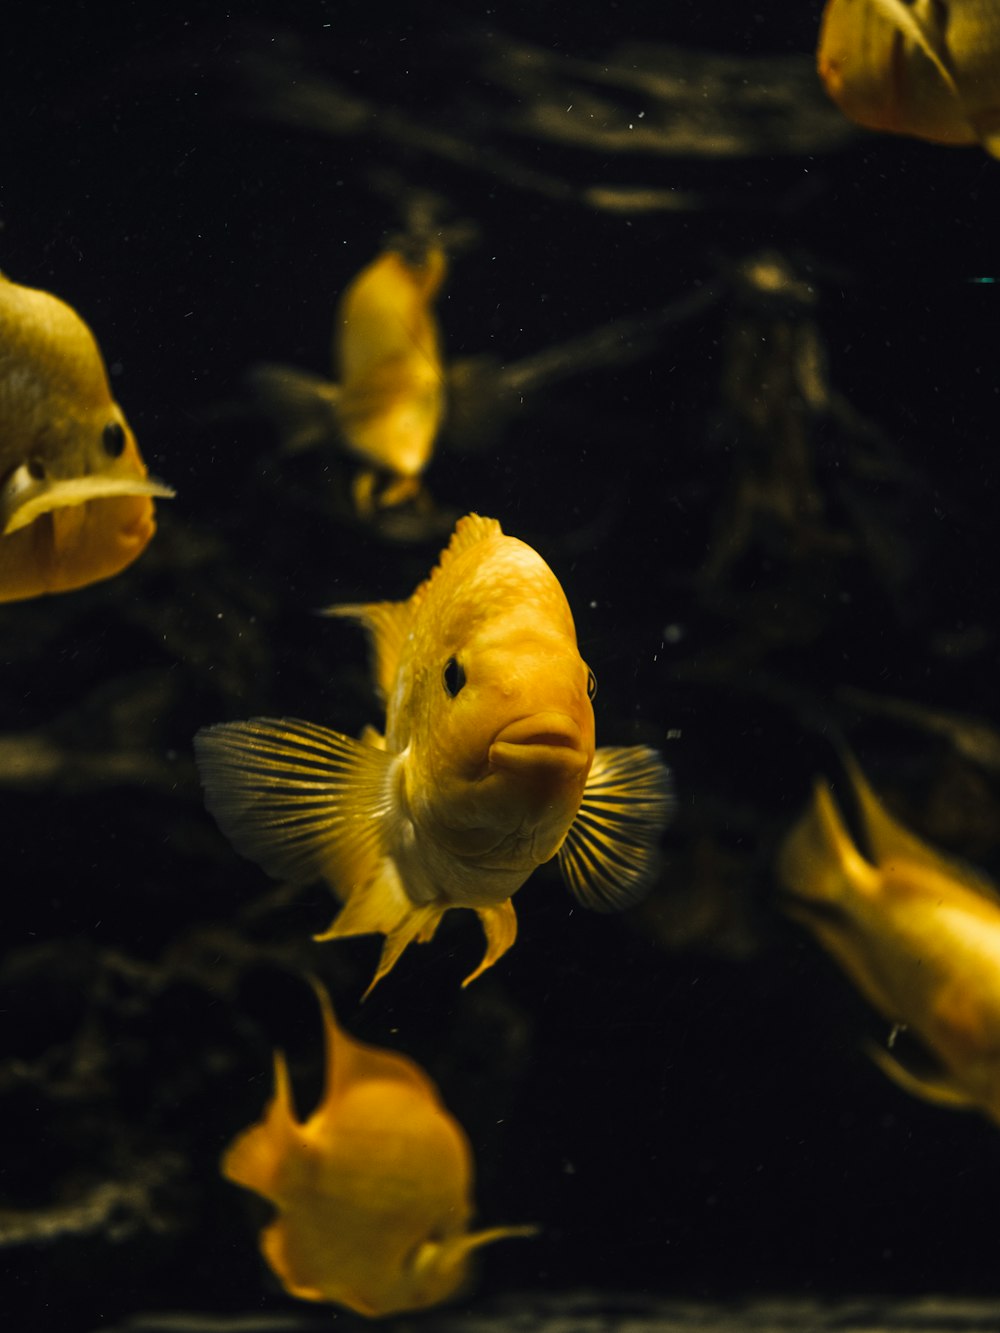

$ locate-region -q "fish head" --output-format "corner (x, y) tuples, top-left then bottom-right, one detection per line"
(0, 281), (173, 599)
(406, 534), (596, 864)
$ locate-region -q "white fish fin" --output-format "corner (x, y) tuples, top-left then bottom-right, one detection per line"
(558, 745), (674, 911)
(321, 599), (414, 705)
(865, 1040), (976, 1110)
(776, 780), (880, 906)
(221, 1048), (300, 1199)
(844, 753), (1000, 904)
(245, 362), (341, 454)
(464, 900), (518, 986)
(193, 718), (395, 894)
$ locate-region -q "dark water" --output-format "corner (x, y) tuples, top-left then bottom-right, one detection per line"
(4, 3), (1000, 1329)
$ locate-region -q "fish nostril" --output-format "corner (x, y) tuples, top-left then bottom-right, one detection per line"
(27, 456), (46, 481)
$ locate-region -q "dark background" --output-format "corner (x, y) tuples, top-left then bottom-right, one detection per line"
(4, 2), (1000, 1328)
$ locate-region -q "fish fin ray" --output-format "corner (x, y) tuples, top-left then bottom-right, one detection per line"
(558, 745), (673, 912)
(321, 599), (413, 704)
(464, 900), (518, 986)
(194, 718), (395, 895)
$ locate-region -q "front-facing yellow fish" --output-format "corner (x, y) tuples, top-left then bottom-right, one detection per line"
(196, 514), (672, 991)
(778, 754), (1000, 1123)
(0, 273), (173, 602)
(817, 0), (1000, 155)
(224, 982), (534, 1316)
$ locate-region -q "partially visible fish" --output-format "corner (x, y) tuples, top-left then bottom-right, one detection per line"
(223, 981), (534, 1316)
(817, 0), (1000, 155)
(248, 242), (446, 517)
(196, 513), (673, 993)
(0, 273), (173, 602)
(778, 753), (1000, 1122)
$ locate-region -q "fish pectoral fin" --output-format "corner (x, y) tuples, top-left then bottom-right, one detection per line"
(193, 717), (395, 892)
(557, 745), (674, 912)
(321, 599), (414, 705)
(464, 900), (518, 986)
(245, 362), (341, 455)
(866, 1040), (976, 1110)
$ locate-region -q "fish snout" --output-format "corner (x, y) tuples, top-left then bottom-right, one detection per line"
(488, 712), (590, 778)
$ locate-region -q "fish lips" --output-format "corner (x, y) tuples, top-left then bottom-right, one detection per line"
(487, 712), (591, 780)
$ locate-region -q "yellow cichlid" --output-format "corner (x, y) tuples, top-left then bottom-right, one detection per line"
(817, 0), (1000, 155)
(0, 273), (173, 602)
(778, 753), (1000, 1122)
(223, 982), (534, 1316)
(195, 513), (672, 993)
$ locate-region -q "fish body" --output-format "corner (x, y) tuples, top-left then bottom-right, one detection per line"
(778, 755), (1000, 1120)
(224, 983), (533, 1316)
(817, 0), (1000, 155)
(0, 274), (172, 602)
(196, 513), (672, 991)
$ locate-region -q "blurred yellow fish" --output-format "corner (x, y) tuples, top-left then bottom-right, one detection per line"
(817, 0), (1000, 155)
(0, 273), (173, 602)
(778, 754), (1000, 1122)
(224, 982), (533, 1316)
(248, 242), (446, 517)
(196, 513), (672, 992)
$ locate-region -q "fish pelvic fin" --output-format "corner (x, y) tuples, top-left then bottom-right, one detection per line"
(865, 1039), (976, 1111)
(193, 718), (395, 895)
(321, 598), (414, 705)
(557, 745), (674, 912)
(464, 900), (518, 987)
(776, 780), (880, 907)
(409, 1224), (539, 1307)
(221, 1048), (300, 1201)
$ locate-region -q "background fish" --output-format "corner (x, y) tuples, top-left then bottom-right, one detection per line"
(195, 513), (673, 992)
(778, 754), (1000, 1123)
(0, 273), (173, 602)
(817, 0), (1000, 154)
(223, 981), (534, 1316)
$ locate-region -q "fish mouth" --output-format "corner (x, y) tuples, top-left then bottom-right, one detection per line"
(488, 712), (589, 776)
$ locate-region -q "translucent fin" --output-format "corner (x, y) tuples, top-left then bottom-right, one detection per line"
(193, 718), (395, 897)
(221, 1049), (300, 1199)
(464, 900), (518, 986)
(245, 362), (341, 455)
(776, 781), (880, 906)
(322, 599), (414, 705)
(558, 745), (673, 911)
(866, 1040), (976, 1110)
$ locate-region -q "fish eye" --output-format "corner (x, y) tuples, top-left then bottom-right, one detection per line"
(443, 657), (466, 697)
(586, 668), (598, 701)
(102, 421), (126, 458)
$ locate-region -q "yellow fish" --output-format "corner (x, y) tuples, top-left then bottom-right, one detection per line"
(778, 754), (1000, 1122)
(817, 0), (1000, 155)
(195, 513), (672, 992)
(249, 243), (446, 517)
(0, 273), (173, 602)
(224, 982), (534, 1316)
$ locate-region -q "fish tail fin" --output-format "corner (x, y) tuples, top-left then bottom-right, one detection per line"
(315, 859), (444, 996)
(777, 780), (879, 905)
(557, 745), (674, 911)
(463, 900), (518, 986)
(221, 1049), (300, 1199)
(410, 1224), (538, 1305)
(245, 362), (341, 454)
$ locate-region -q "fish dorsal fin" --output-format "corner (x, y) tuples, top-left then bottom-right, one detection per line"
(308, 980), (439, 1114)
(464, 900), (518, 986)
(844, 753), (1000, 904)
(194, 717), (395, 895)
(558, 746), (674, 912)
(323, 599), (414, 705)
(221, 1048), (301, 1199)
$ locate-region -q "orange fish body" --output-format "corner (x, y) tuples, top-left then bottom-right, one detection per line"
(196, 514), (672, 992)
(223, 984), (533, 1316)
(0, 274), (172, 602)
(778, 755), (1000, 1121)
(817, 0), (1000, 155)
